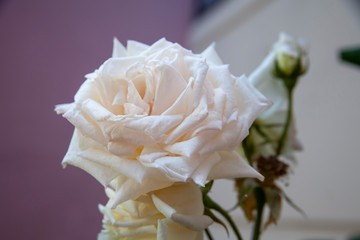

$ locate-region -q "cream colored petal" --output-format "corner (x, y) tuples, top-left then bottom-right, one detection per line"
(201, 42), (223, 66)
(165, 94), (208, 144)
(207, 151), (264, 181)
(61, 104), (107, 145)
(103, 121), (156, 146)
(151, 64), (187, 115)
(101, 57), (143, 80)
(120, 196), (159, 218)
(190, 152), (221, 186)
(151, 194), (176, 219)
(171, 213), (213, 231)
(78, 148), (152, 184)
(112, 225), (157, 238)
(138, 147), (168, 164)
(82, 99), (114, 121)
(54, 103), (73, 115)
(166, 221), (204, 240)
(198, 120), (241, 156)
(152, 183), (213, 231)
(124, 115), (183, 140)
(164, 130), (216, 158)
(161, 76), (193, 116)
(127, 40), (150, 56)
(157, 219), (168, 240)
(74, 78), (100, 103)
(153, 183), (204, 215)
(141, 38), (171, 57)
(111, 178), (173, 208)
(235, 75), (272, 122)
(124, 103), (147, 115)
(112, 37), (127, 58)
(62, 130), (118, 186)
(146, 156), (195, 182)
(107, 141), (138, 157)
(126, 80), (150, 114)
(187, 57), (208, 109)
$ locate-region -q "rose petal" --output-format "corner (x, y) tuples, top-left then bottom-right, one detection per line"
(124, 115), (183, 140)
(78, 148), (153, 184)
(62, 130), (118, 186)
(191, 152), (221, 186)
(152, 183), (213, 231)
(165, 94), (208, 144)
(111, 177), (173, 208)
(201, 42), (223, 66)
(60, 103), (107, 145)
(151, 64), (187, 115)
(207, 151), (264, 181)
(112, 37), (127, 58)
(127, 40), (149, 56)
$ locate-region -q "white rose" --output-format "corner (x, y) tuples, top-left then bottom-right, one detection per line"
(98, 182), (212, 240)
(275, 32), (308, 77)
(56, 38), (270, 207)
(248, 32), (305, 160)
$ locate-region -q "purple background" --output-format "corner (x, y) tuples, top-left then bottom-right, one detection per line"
(0, 0), (193, 239)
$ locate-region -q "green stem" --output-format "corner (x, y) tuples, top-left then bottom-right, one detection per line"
(276, 80), (295, 156)
(204, 195), (243, 240)
(205, 228), (214, 240)
(252, 187), (266, 240)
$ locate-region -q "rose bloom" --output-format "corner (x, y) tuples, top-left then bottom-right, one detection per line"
(247, 33), (306, 160)
(56, 38), (270, 207)
(98, 181), (212, 240)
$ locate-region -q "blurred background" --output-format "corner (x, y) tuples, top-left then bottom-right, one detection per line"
(0, 0), (359, 239)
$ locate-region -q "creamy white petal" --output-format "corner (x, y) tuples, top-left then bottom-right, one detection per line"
(78, 148), (152, 184)
(165, 130), (217, 158)
(112, 37), (127, 58)
(191, 152), (221, 186)
(201, 42), (223, 66)
(151, 64), (187, 115)
(161, 76), (193, 116)
(107, 141), (138, 157)
(62, 130), (118, 186)
(127, 40), (150, 56)
(124, 115), (183, 140)
(103, 121), (156, 146)
(165, 94), (208, 144)
(111, 178), (173, 208)
(235, 75), (272, 122)
(207, 151), (263, 181)
(61, 104), (107, 145)
(146, 156), (195, 182)
(152, 183), (213, 230)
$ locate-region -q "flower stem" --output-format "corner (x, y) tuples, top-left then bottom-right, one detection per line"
(276, 78), (296, 156)
(204, 195), (243, 240)
(205, 228), (214, 240)
(252, 187), (266, 240)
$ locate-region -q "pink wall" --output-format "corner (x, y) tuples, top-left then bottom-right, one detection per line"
(0, 0), (193, 239)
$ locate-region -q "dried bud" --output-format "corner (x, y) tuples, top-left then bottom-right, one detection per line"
(255, 155), (289, 185)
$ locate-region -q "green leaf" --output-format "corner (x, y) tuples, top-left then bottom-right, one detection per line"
(205, 228), (214, 240)
(264, 187), (282, 228)
(204, 207), (229, 236)
(204, 195), (243, 240)
(282, 192), (306, 217)
(235, 179), (258, 221)
(340, 47), (360, 67)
